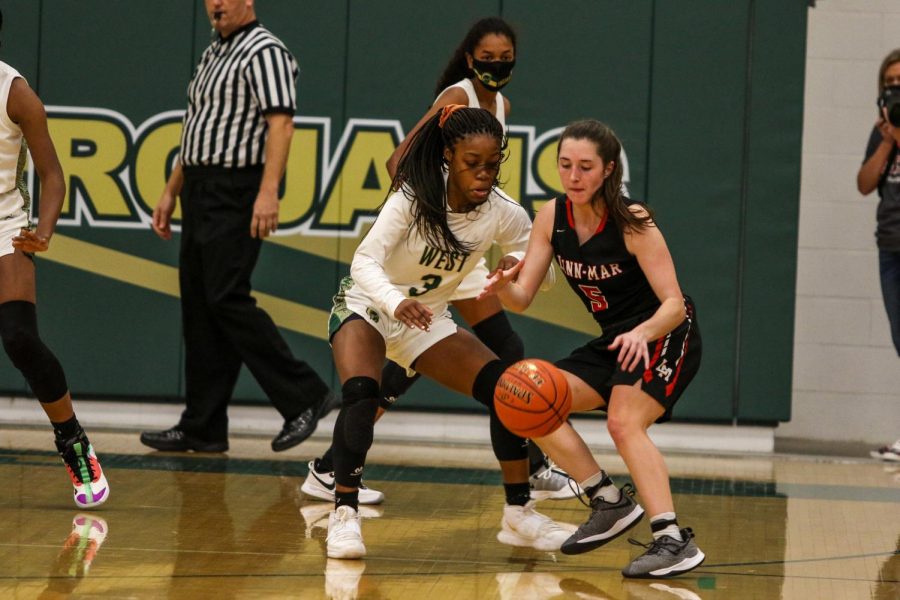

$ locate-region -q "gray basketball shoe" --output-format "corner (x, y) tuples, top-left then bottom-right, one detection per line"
(560, 483), (644, 555)
(529, 461), (583, 501)
(622, 528), (706, 579)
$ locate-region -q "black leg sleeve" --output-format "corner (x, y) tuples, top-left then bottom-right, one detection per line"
(0, 301), (69, 403)
(379, 360), (420, 410)
(332, 376), (379, 489)
(471, 311), (524, 364)
(472, 359), (529, 462)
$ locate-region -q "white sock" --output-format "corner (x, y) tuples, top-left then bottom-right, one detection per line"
(651, 512), (682, 541)
(579, 471), (602, 490)
(581, 470), (621, 503)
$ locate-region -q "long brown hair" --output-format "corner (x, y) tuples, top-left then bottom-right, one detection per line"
(556, 119), (653, 232)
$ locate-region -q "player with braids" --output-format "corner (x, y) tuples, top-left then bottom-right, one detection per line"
(324, 106), (573, 559)
(481, 119), (706, 578)
(302, 16), (576, 507)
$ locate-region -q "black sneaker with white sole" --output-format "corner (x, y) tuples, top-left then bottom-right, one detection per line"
(560, 483), (644, 555)
(622, 527), (706, 579)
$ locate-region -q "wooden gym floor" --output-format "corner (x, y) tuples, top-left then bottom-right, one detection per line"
(0, 427), (897, 599)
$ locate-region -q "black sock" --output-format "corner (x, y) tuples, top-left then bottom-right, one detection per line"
(504, 482), (531, 506)
(51, 415), (82, 441)
(335, 489), (359, 511)
(318, 448), (334, 473)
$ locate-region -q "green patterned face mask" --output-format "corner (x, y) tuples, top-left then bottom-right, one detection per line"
(472, 59), (515, 91)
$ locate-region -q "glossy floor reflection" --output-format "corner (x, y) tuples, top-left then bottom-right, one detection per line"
(0, 428), (897, 599)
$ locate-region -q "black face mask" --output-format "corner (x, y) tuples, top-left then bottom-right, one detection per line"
(471, 59), (515, 91)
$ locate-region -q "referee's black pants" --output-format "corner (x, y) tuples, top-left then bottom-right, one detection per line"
(176, 166), (330, 443)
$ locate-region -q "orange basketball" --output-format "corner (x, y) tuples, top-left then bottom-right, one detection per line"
(493, 359), (571, 438)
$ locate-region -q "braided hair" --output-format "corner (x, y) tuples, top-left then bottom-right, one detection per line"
(392, 106), (506, 254)
(434, 17), (517, 98)
(557, 120), (654, 233)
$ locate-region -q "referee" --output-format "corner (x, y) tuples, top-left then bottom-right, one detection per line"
(140, 0), (335, 453)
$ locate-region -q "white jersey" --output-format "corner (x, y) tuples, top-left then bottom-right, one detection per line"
(0, 61), (30, 229)
(436, 78), (506, 127)
(349, 187), (531, 319)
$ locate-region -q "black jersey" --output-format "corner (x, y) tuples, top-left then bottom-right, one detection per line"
(550, 195), (661, 337)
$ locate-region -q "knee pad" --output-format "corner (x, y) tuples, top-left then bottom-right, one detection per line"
(379, 360), (420, 409)
(332, 376), (379, 488)
(0, 301), (68, 403)
(472, 358), (528, 462)
(472, 359), (508, 408)
(339, 376), (379, 454)
(472, 312), (524, 364)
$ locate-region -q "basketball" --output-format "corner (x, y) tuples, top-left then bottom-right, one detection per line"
(493, 359), (571, 438)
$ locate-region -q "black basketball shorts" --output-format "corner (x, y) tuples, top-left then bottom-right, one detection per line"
(555, 299), (701, 423)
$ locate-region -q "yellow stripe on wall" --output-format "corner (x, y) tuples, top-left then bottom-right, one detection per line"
(42, 234), (330, 340)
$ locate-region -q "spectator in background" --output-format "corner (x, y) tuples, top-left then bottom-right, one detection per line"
(857, 48), (900, 462)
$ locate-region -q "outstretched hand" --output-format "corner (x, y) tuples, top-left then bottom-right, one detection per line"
(477, 259), (524, 301)
(11, 229), (50, 253)
(395, 298), (433, 331)
(608, 330), (650, 373)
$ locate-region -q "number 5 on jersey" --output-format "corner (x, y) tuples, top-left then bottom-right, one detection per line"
(578, 284), (608, 312)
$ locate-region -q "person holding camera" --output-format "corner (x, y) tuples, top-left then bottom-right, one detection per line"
(857, 49), (900, 462)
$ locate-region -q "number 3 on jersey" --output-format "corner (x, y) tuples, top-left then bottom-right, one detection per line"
(578, 284), (608, 312)
(410, 274), (443, 297)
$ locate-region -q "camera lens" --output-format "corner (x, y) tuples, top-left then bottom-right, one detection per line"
(882, 86), (900, 127)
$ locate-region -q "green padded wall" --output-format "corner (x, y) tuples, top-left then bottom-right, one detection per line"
(0, 1), (805, 422)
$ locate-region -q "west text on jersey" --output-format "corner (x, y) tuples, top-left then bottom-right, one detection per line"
(419, 246), (471, 272)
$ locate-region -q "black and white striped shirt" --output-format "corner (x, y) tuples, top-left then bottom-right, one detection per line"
(180, 21), (298, 168)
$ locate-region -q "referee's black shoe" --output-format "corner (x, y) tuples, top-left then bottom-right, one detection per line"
(272, 392), (341, 452)
(139, 426), (228, 453)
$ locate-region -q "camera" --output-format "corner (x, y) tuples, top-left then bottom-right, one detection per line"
(879, 85), (900, 127)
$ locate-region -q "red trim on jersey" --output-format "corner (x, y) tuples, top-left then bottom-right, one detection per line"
(596, 208), (608, 233)
(565, 197), (608, 234)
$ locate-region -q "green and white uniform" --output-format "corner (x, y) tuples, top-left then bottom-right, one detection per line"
(330, 185), (531, 370)
(0, 61), (32, 257)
